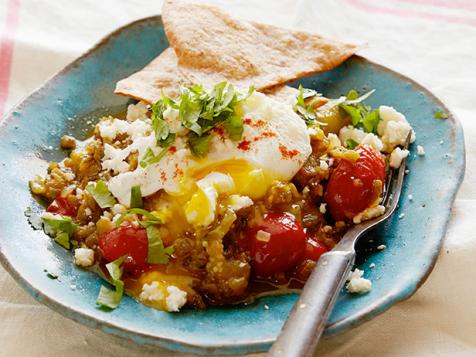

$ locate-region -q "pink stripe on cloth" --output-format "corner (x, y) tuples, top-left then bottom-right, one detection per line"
(345, 0), (476, 27)
(0, 0), (21, 119)
(398, 0), (476, 12)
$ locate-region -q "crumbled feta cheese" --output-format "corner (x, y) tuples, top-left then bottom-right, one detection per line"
(139, 282), (164, 301)
(75, 188), (83, 199)
(102, 211), (113, 219)
(165, 286), (188, 312)
(226, 195), (253, 211)
(319, 160), (329, 171)
(360, 133), (384, 152)
(111, 203), (127, 215)
(163, 107), (187, 136)
(126, 101), (149, 122)
(74, 248), (95, 267)
(319, 203), (327, 214)
(346, 269), (372, 293)
(338, 125), (383, 151)
(389, 147), (409, 169)
(256, 230), (271, 242)
(417, 145), (425, 156)
(84, 208), (92, 216)
(378, 106), (415, 152)
(353, 205), (385, 224)
(327, 133), (341, 150)
(377, 244), (386, 250)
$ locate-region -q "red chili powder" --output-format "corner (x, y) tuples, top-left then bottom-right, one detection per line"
(279, 144), (299, 159)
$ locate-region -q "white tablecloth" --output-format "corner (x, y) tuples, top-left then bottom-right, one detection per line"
(0, 0), (474, 355)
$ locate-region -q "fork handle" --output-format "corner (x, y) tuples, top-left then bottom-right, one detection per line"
(269, 250), (355, 357)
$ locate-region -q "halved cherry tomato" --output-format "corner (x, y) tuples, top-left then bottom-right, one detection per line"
(324, 144), (386, 221)
(303, 239), (328, 261)
(244, 211), (306, 278)
(47, 196), (78, 217)
(98, 222), (148, 275)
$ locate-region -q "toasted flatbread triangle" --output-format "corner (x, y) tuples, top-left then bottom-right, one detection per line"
(115, 48), (191, 103)
(162, 0), (358, 91)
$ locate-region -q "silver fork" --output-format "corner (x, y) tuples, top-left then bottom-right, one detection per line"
(269, 135), (411, 357)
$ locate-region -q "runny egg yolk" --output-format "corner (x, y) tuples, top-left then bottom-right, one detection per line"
(150, 159), (274, 238)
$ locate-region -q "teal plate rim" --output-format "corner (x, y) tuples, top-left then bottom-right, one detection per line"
(0, 16), (465, 355)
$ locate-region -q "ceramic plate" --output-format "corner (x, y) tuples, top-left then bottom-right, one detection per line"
(0, 16), (465, 355)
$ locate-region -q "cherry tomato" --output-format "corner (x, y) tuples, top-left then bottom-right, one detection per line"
(245, 211), (306, 277)
(47, 196), (78, 217)
(303, 239), (328, 261)
(324, 144), (386, 221)
(98, 222), (148, 275)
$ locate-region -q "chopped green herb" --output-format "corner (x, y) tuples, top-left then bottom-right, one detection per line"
(130, 185), (143, 209)
(188, 133), (212, 157)
(139, 146), (170, 168)
(54, 231), (71, 249)
(115, 208), (161, 227)
(96, 256), (126, 309)
(341, 105), (361, 126)
(150, 93), (178, 147)
(147, 82), (254, 159)
(346, 139), (359, 150)
(340, 89), (380, 133)
(86, 180), (116, 208)
(294, 85), (328, 126)
(346, 89), (359, 100)
(362, 110), (380, 133)
(434, 111), (448, 120)
(145, 225), (174, 264)
(42, 214), (77, 250)
(42, 215), (77, 236)
(44, 269), (58, 279)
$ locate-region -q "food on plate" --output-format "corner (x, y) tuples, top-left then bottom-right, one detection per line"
(28, 0), (417, 312)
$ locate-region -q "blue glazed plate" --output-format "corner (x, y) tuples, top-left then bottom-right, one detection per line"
(0, 16), (465, 355)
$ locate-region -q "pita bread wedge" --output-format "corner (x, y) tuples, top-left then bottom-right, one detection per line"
(162, 0), (358, 91)
(115, 48), (190, 103)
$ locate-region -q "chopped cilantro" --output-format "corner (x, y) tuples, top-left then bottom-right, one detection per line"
(188, 132), (212, 157)
(147, 82), (254, 159)
(222, 114), (244, 141)
(362, 110), (380, 133)
(42, 215), (77, 250)
(139, 146), (170, 168)
(150, 92), (178, 147)
(54, 231), (71, 249)
(340, 89), (380, 134)
(85, 180), (116, 208)
(434, 111), (448, 120)
(346, 139), (359, 150)
(144, 225), (174, 264)
(130, 185), (143, 209)
(294, 85), (326, 126)
(96, 256), (126, 310)
(115, 208), (160, 227)
(44, 269), (58, 279)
